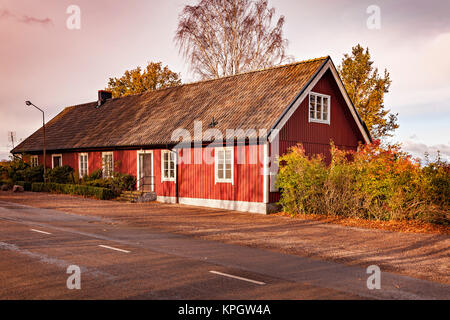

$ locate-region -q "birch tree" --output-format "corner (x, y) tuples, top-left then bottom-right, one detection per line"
(175, 0), (291, 79)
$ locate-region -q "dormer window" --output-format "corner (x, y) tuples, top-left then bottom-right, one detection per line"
(309, 92), (330, 124)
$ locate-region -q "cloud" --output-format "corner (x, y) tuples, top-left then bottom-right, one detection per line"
(402, 140), (450, 161)
(0, 9), (13, 19)
(0, 8), (52, 26)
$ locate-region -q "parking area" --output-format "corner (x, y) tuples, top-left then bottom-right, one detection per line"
(0, 191), (449, 286)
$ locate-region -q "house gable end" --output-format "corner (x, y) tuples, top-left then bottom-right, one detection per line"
(268, 59), (371, 145)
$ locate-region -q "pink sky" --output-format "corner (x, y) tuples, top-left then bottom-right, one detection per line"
(1, 0), (449, 160)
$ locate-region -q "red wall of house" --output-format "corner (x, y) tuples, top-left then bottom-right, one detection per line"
(37, 150), (137, 177)
(153, 149), (177, 197)
(33, 145), (264, 203)
(269, 69), (366, 203)
(178, 144), (264, 203)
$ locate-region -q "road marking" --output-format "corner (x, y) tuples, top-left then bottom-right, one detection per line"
(30, 229), (52, 235)
(98, 245), (130, 253)
(209, 270), (266, 285)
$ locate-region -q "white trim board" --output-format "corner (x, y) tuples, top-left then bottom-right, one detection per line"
(214, 146), (234, 185)
(137, 150), (154, 191)
(51, 154), (62, 168)
(268, 59), (371, 145)
(161, 149), (176, 182)
(101, 151), (114, 179)
(78, 152), (89, 178)
(263, 143), (269, 204)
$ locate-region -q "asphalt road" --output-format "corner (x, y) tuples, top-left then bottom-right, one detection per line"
(0, 200), (448, 300)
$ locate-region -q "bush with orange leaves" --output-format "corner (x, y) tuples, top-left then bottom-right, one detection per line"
(276, 141), (449, 225)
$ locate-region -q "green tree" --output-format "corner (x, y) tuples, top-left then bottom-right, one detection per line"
(339, 44), (398, 139)
(107, 62), (181, 98)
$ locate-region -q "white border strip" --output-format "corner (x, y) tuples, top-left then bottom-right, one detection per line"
(210, 270), (266, 285)
(30, 229), (52, 235)
(98, 245), (130, 253)
(156, 196), (269, 214)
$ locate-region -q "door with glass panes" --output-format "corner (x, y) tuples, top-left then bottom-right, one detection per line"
(138, 153), (153, 192)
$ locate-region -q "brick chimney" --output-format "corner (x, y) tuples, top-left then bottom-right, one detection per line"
(97, 90), (112, 107)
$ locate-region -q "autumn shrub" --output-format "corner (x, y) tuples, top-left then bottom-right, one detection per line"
(20, 165), (45, 183)
(83, 169), (103, 181)
(83, 172), (136, 196)
(277, 141), (449, 225)
(45, 165), (75, 184)
(2, 158), (27, 183)
(276, 146), (327, 215)
(16, 181), (32, 191)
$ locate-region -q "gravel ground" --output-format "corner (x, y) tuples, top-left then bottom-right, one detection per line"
(1, 192), (449, 285)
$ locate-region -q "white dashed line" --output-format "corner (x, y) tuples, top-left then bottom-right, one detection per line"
(30, 229), (52, 235)
(98, 245), (130, 253)
(209, 270), (266, 285)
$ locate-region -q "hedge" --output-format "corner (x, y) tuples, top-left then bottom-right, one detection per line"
(31, 182), (115, 200)
(16, 181), (32, 191)
(277, 141), (449, 225)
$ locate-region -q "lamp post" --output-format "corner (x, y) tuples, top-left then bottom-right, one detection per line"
(25, 101), (46, 182)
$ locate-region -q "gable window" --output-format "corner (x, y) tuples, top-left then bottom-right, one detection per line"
(52, 154), (62, 168)
(102, 152), (114, 178)
(31, 155), (39, 167)
(161, 150), (176, 182)
(215, 147), (233, 184)
(309, 92), (330, 124)
(79, 153), (89, 178)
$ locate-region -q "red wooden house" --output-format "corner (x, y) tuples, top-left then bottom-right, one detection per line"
(12, 56), (371, 214)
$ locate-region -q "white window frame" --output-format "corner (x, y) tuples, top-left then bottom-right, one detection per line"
(215, 146), (234, 184)
(161, 150), (176, 182)
(308, 92), (331, 125)
(51, 154), (63, 169)
(78, 153), (89, 178)
(31, 155), (39, 167)
(102, 152), (114, 178)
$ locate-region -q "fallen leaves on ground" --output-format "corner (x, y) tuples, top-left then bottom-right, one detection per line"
(273, 212), (450, 235)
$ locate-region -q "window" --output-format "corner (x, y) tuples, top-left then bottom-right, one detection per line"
(52, 154), (62, 168)
(79, 153), (89, 178)
(31, 156), (39, 167)
(161, 150), (176, 182)
(215, 147), (233, 184)
(102, 152), (114, 178)
(309, 92), (330, 124)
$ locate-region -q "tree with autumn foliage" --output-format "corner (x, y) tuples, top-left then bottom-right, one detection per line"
(106, 62), (181, 98)
(175, 0), (291, 79)
(339, 44), (398, 139)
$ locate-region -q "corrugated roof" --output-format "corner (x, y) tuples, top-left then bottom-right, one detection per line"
(13, 57), (329, 153)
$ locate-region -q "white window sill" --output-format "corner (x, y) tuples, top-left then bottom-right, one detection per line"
(215, 180), (233, 184)
(309, 119), (330, 125)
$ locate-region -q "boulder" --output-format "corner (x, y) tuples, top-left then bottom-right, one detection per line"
(12, 185), (24, 193)
(137, 192), (157, 203)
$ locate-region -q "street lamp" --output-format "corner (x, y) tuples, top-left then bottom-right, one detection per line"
(25, 101), (46, 182)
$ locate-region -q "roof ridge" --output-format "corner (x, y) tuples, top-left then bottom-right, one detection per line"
(175, 56), (330, 89)
(65, 56), (330, 109)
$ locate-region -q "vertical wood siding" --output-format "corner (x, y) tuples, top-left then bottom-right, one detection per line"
(178, 144), (264, 202)
(33, 146), (264, 203)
